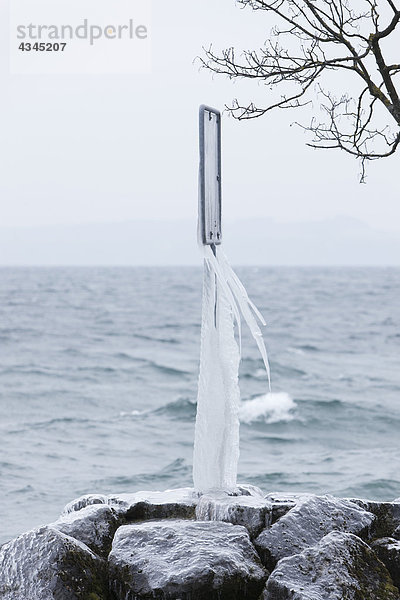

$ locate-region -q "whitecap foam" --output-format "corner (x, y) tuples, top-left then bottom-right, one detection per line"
(239, 392), (296, 424)
(119, 409), (144, 418)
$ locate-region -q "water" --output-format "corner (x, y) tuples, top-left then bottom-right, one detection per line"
(0, 266), (400, 544)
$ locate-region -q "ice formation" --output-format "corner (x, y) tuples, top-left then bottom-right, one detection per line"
(193, 245), (270, 493)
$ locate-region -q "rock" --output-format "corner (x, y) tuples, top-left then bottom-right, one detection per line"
(52, 504), (120, 558)
(62, 493), (108, 515)
(263, 492), (311, 505)
(61, 485), (262, 527)
(392, 498), (400, 539)
(255, 494), (375, 570)
(348, 499), (400, 540)
(263, 492), (304, 523)
(262, 531), (400, 600)
(108, 519), (268, 600)
(371, 538), (400, 589)
(0, 526), (108, 600)
(234, 484), (264, 497)
(196, 492), (272, 537)
(107, 487), (198, 521)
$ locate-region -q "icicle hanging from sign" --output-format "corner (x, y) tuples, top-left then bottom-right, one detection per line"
(193, 245), (270, 493)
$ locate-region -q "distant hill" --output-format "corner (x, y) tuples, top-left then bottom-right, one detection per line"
(0, 217), (399, 266)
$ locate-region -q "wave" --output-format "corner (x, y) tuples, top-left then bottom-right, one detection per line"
(75, 359), (190, 378)
(98, 458), (191, 489)
(241, 362), (306, 380)
(132, 333), (180, 345)
(119, 409), (145, 418)
(288, 344), (320, 354)
(77, 366), (117, 374)
(273, 363), (307, 377)
(307, 398), (344, 408)
(4, 416), (93, 435)
(298, 344), (320, 352)
(30, 417), (91, 430)
(153, 397), (197, 420)
(151, 364), (191, 377)
(346, 478), (400, 500)
(119, 397), (197, 421)
(239, 392), (297, 424)
(158, 457), (190, 477)
(120, 394), (300, 425)
(133, 358), (191, 377)
(0, 366), (58, 377)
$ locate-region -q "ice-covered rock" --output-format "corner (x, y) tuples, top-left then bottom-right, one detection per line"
(262, 531), (400, 600)
(62, 493), (108, 515)
(234, 483), (264, 497)
(348, 498), (400, 539)
(371, 537), (400, 589)
(263, 492), (311, 504)
(107, 487), (198, 521)
(255, 494), (375, 569)
(108, 519), (268, 600)
(6, 488), (399, 599)
(62, 487), (199, 523)
(196, 492), (272, 537)
(0, 526), (107, 600)
(263, 491), (304, 523)
(52, 504), (120, 557)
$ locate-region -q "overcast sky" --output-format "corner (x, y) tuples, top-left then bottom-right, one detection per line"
(0, 0), (399, 261)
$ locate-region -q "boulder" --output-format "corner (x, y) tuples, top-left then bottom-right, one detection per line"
(348, 499), (400, 540)
(0, 526), (108, 600)
(108, 519), (268, 600)
(196, 492), (272, 537)
(62, 493), (108, 515)
(262, 531), (400, 600)
(52, 504), (120, 558)
(263, 492), (310, 505)
(107, 487), (198, 521)
(371, 538), (400, 589)
(392, 498), (400, 540)
(255, 494), (375, 570)
(263, 492), (304, 523)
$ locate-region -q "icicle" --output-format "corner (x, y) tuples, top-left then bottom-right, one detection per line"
(205, 247), (271, 391)
(193, 248), (241, 493)
(203, 245), (242, 353)
(193, 246), (271, 494)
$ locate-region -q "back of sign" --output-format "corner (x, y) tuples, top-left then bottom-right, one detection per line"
(199, 105), (222, 246)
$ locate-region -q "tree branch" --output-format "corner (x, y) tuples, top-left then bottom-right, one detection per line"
(200, 0), (400, 178)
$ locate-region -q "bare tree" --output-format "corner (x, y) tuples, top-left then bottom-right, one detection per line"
(201, 0), (400, 180)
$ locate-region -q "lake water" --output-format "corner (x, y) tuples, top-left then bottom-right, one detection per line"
(1, 266), (399, 544)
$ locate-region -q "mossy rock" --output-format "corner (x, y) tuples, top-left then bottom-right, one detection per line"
(371, 538), (400, 590)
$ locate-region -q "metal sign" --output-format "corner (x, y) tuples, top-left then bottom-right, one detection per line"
(199, 105), (222, 246)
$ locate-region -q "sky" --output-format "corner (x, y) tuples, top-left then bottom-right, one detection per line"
(0, 0), (399, 264)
